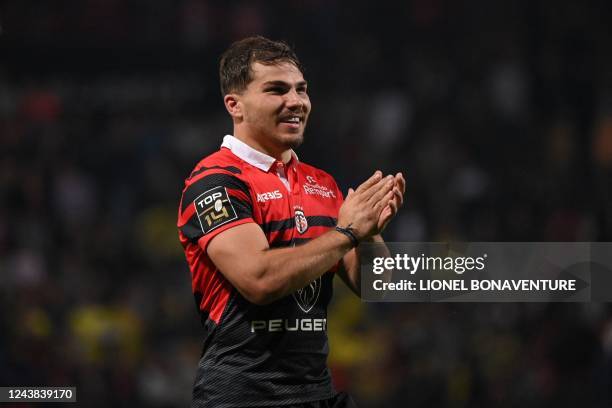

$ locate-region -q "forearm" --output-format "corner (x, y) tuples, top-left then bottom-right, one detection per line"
(341, 234), (391, 297)
(366, 235), (392, 286)
(254, 230), (353, 304)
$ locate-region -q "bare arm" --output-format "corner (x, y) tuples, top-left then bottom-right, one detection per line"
(207, 224), (352, 304)
(207, 171), (395, 305)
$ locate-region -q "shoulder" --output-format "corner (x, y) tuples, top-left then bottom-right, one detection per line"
(180, 148), (253, 207)
(298, 162), (337, 184)
(183, 149), (250, 189)
(177, 148), (255, 242)
(187, 148), (243, 182)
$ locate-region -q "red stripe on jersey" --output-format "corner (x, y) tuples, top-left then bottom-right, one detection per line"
(197, 217), (255, 253)
(267, 228), (292, 242)
(177, 201), (196, 227)
(181, 233), (232, 324)
(186, 167), (240, 187)
(298, 225), (335, 239)
(267, 225), (335, 246)
(227, 188), (250, 203)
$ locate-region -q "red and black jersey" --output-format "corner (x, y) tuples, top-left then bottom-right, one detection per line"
(177, 136), (344, 408)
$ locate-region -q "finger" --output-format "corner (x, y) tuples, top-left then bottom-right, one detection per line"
(361, 176), (389, 200)
(387, 198), (398, 215)
(372, 176), (395, 202)
(395, 172), (406, 194)
(378, 206), (391, 227)
(355, 170), (383, 193)
(368, 176), (394, 203)
(346, 187), (355, 198)
(378, 203), (395, 227)
(392, 187), (403, 207)
(360, 176), (384, 200)
(382, 197), (398, 219)
(374, 190), (395, 212)
(380, 207), (394, 228)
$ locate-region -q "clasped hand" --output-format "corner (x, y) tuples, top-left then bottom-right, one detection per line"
(337, 170), (406, 241)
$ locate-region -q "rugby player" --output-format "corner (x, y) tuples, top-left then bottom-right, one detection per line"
(177, 36), (405, 408)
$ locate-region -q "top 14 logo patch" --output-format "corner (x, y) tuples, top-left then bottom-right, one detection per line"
(194, 186), (238, 234)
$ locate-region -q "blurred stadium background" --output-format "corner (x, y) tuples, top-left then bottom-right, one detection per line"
(2, 0), (612, 407)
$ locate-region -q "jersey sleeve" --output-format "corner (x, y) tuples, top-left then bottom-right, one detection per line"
(178, 170), (254, 249)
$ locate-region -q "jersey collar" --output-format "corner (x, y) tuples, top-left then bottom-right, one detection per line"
(221, 135), (299, 172)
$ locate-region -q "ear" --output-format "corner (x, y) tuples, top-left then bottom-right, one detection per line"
(224, 94), (243, 120)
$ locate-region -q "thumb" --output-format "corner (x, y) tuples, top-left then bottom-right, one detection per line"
(347, 187), (355, 198)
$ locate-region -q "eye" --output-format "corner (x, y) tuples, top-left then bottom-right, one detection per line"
(265, 87), (286, 94)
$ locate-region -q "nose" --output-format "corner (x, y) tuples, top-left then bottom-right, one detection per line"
(284, 89), (303, 110)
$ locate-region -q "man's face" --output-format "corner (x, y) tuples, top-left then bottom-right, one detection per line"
(237, 61), (311, 151)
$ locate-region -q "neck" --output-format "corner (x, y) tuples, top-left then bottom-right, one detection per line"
(233, 131), (292, 163)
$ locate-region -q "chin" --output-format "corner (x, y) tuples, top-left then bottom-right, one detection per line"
(281, 133), (304, 150)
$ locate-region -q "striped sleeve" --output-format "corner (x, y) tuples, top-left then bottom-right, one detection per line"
(178, 171), (254, 247)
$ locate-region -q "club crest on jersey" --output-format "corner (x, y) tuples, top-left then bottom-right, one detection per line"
(193, 186), (237, 234)
(294, 209), (308, 234)
(293, 277), (321, 313)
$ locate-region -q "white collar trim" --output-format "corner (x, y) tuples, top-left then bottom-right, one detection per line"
(221, 135), (298, 172)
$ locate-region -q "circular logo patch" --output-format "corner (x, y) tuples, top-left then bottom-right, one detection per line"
(294, 209), (308, 234)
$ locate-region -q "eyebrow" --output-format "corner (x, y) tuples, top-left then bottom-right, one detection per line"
(261, 80), (308, 88)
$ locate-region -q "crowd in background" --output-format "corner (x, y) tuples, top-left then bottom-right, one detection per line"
(2, 0), (612, 406)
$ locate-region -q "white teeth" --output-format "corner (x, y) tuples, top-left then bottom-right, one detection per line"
(284, 117), (300, 123)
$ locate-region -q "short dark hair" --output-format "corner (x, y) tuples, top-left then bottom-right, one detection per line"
(219, 36), (303, 96)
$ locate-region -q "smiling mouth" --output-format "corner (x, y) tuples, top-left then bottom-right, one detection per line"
(279, 115), (303, 129)
(279, 116), (302, 124)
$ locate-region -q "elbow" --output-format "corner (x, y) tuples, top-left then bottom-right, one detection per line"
(245, 293), (274, 306)
(240, 274), (281, 306)
(227, 255), (282, 305)
(242, 282), (278, 305)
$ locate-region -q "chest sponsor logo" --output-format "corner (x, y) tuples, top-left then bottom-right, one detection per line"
(250, 318), (327, 333)
(257, 189), (283, 202)
(249, 277), (324, 333)
(294, 209), (308, 234)
(303, 180), (336, 199)
(293, 276), (321, 313)
(193, 186), (237, 234)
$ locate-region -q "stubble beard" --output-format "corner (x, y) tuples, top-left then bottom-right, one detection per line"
(284, 133), (304, 150)
(276, 121), (306, 150)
